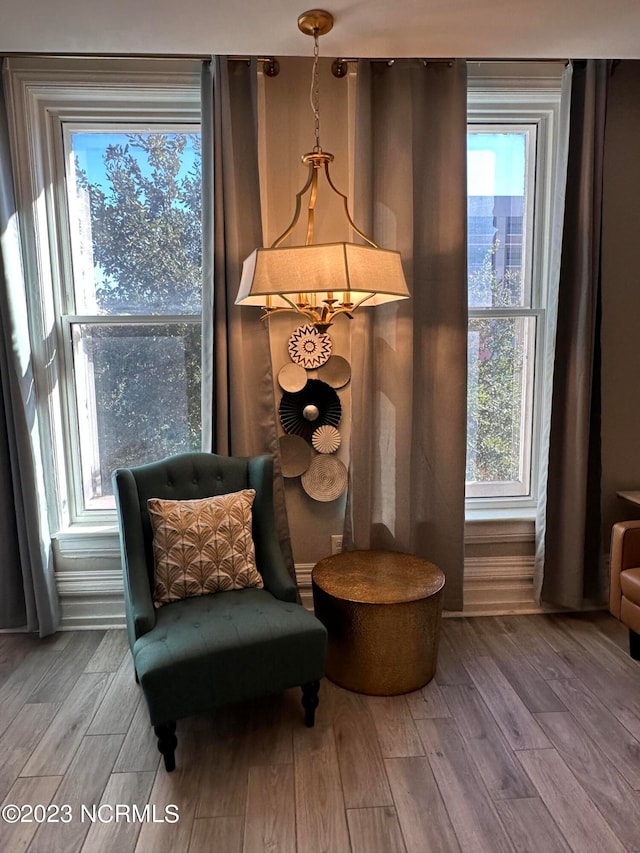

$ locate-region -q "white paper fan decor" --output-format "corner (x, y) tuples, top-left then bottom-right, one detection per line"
(312, 425), (341, 454)
(288, 324), (332, 369)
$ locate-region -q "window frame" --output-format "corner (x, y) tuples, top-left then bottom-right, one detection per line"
(5, 57), (202, 534)
(466, 66), (565, 518)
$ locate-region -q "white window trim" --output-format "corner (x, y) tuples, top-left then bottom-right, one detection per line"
(465, 64), (564, 522)
(5, 57), (201, 549)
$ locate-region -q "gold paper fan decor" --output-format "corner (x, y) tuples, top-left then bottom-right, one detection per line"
(279, 434), (313, 477)
(312, 425), (341, 454)
(316, 355), (351, 389)
(301, 456), (348, 502)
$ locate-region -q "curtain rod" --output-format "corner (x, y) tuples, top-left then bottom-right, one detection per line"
(3, 52), (570, 63)
(243, 56), (571, 78)
(3, 52), (570, 79)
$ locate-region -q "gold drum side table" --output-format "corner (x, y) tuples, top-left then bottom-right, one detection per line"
(312, 549), (445, 695)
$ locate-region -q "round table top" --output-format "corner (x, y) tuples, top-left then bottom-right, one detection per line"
(312, 549), (445, 605)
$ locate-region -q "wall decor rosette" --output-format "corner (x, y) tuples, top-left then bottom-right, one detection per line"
(277, 325), (351, 501)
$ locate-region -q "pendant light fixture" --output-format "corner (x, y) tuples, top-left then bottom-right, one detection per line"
(235, 9), (409, 332)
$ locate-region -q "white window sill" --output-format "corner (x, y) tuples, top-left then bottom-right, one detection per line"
(465, 506), (536, 522)
(52, 511), (537, 561)
(53, 523), (121, 559)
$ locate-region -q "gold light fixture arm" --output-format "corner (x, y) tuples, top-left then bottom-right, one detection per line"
(270, 150), (333, 249)
(306, 162), (319, 245)
(270, 163), (315, 249)
(271, 151), (377, 251)
(323, 161), (379, 249)
(260, 301), (356, 334)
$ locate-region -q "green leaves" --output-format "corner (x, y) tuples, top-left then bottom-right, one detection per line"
(75, 132), (202, 315)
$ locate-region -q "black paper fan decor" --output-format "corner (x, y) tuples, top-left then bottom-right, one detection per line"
(279, 379), (342, 443)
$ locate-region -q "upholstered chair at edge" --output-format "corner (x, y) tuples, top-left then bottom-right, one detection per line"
(113, 452), (327, 771)
(610, 520), (640, 660)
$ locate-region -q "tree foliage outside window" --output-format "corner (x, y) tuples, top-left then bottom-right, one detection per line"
(466, 242), (527, 484)
(71, 132), (202, 504)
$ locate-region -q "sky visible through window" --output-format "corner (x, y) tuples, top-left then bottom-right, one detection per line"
(467, 133), (525, 197)
(72, 131), (200, 192)
(68, 129), (202, 313)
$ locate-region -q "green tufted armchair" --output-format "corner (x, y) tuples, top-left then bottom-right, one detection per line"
(113, 451), (327, 771)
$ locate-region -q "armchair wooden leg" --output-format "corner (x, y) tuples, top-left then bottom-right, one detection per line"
(630, 629), (640, 661)
(154, 722), (177, 771)
(301, 681), (320, 727)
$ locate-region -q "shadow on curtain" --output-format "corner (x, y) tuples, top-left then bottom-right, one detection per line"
(0, 63), (59, 636)
(200, 57), (295, 583)
(535, 60), (614, 609)
(344, 59), (468, 611)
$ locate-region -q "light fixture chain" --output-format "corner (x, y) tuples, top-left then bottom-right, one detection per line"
(310, 29), (321, 152)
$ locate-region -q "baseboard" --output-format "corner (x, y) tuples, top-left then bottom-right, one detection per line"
(55, 554), (585, 629)
(295, 556), (545, 617)
(295, 564), (315, 612)
(57, 569), (126, 630)
(463, 555), (540, 615)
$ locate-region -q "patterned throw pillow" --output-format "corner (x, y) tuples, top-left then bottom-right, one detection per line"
(147, 489), (263, 608)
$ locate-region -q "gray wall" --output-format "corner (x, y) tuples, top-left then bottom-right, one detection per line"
(602, 61), (640, 546)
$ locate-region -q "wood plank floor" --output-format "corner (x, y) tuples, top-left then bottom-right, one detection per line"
(1, 612), (640, 852)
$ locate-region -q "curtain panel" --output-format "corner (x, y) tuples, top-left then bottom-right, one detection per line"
(200, 58), (295, 581)
(345, 59), (468, 611)
(535, 60), (613, 608)
(0, 64), (59, 636)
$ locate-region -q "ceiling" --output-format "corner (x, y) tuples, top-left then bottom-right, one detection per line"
(2, 0), (640, 59)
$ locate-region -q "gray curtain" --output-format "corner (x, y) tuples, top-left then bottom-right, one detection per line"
(345, 60), (468, 611)
(201, 58), (295, 578)
(0, 66), (59, 636)
(535, 60), (613, 608)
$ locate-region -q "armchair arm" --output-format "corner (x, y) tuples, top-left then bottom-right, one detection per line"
(122, 549), (157, 644)
(610, 520), (640, 618)
(113, 468), (157, 646)
(249, 455), (297, 603)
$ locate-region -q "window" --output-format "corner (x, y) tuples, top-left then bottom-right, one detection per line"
(64, 129), (202, 512)
(6, 59), (202, 528)
(466, 69), (564, 511)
